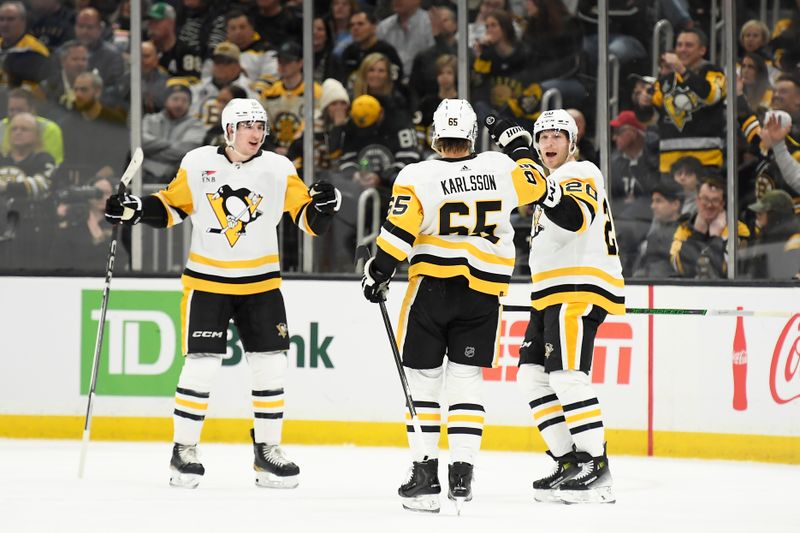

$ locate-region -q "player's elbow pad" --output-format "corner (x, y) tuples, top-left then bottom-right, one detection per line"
(140, 195), (169, 228)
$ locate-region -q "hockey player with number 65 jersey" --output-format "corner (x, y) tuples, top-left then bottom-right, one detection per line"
(104, 98), (341, 490)
(487, 109), (624, 505)
(361, 99), (550, 514)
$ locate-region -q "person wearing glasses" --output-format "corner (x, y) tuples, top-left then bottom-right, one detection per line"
(670, 177), (750, 278)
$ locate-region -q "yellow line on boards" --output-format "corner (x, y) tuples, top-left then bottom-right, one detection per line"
(0, 415), (797, 464)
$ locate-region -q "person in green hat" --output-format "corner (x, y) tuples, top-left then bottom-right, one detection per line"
(740, 189), (800, 279)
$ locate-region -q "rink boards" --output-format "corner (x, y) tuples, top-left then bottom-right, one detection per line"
(0, 276), (798, 463)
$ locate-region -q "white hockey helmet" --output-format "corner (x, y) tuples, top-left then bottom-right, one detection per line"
(221, 98), (269, 147)
(533, 109), (578, 157)
(431, 98), (478, 152)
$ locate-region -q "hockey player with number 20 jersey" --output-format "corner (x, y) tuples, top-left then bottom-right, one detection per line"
(104, 98), (341, 489)
(361, 99), (550, 513)
(487, 109), (625, 504)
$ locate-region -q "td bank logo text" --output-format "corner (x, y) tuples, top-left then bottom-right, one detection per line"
(81, 290), (335, 397)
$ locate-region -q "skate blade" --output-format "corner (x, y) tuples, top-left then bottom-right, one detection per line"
(401, 494), (440, 513)
(558, 486), (615, 504)
(533, 488), (562, 503)
(169, 469), (202, 489)
(255, 471), (299, 489)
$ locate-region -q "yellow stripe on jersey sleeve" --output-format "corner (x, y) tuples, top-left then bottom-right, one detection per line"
(415, 235), (515, 266)
(510, 159), (547, 206)
(387, 184), (423, 239)
(156, 167), (194, 227)
(376, 235), (408, 261)
(284, 173), (312, 222)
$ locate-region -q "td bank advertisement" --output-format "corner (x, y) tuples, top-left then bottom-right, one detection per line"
(0, 277), (798, 462)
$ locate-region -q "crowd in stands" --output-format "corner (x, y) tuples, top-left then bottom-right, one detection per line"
(0, 0), (798, 280)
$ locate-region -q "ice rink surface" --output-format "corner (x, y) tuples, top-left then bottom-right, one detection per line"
(0, 439), (796, 533)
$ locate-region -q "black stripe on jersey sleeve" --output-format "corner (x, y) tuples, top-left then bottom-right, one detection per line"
(410, 254), (510, 284)
(183, 269), (280, 285)
(448, 403), (486, 412)
(252, 389), (285, 397)
(176, 387), (210, 399)
(383, 219), (416, 247)
(529, 394), (560, 409)
(562, 397), (600, 412)
(530, 284), (625, 305)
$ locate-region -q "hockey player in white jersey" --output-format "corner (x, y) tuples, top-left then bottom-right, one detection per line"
(487, 109), (625, 504)
(361, 99), (549, 513)
(104, 98), (341, 489)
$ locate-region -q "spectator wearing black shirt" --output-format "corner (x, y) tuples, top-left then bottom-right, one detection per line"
(339, 9), (403, 91)
(253, 0), (301, 50)
(29, 0), (76, 49)
(520, 0), (586, 108)
(0, 111), (56, 269)
(409, 3), (459, 104)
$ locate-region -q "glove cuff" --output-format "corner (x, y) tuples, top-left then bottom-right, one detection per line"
(540, 177), (562, 208)
(498, 126), (532, 149)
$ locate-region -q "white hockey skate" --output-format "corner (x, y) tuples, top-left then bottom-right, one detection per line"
(169, 443), (205, 489)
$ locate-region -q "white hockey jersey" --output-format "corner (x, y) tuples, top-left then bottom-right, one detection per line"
(376, 151), (545, 296)
(154, 145), (316, 295)
(528, 159), (625, 314)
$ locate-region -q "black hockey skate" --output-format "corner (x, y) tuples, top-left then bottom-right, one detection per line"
(532, 450), (580, 503)
(169, 443), (205, 489)
(556, 450), (615, 504)
(447, 462), (473, 515)
(398, 458), (441, 513)
(250, 428), (300, 488)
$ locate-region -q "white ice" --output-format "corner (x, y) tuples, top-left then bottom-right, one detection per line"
(0, 439), (796, 533)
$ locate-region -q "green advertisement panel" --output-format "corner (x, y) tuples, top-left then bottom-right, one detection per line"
(81, 290), (184, 396)
(81, 289), (335, 397)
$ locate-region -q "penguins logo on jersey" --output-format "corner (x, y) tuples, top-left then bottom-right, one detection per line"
(662, 85), (701, 131)
(206, 185), (263, 247)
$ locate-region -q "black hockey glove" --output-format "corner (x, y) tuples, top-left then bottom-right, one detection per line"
(485, 115), (533, 156)
(309, 180), (341, 214)
(104, 193), (143, 225)
(361, 257), (392, 303)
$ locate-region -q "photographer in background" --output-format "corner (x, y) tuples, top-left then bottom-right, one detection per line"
(0, 112), (56, 269)
(51, 176), (126, 271)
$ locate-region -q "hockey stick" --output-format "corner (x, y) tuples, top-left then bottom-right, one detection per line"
(500, 304), (796, 317)
(356, 246), (429, 460)
(78, 148), (143, 479)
